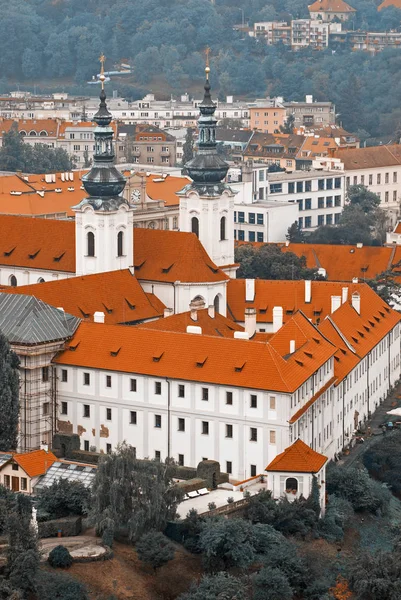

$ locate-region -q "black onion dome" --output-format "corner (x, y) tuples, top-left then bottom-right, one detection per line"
(185, 75), (229, 185)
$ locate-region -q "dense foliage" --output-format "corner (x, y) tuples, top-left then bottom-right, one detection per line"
(0, 124), (74, 174)
(48, 545), (73, 569)
(91, 443), (183, 543)
(136, 531), (175, 571)
(1, 1), (401, 138)
(36, 478), (91, 519)
(235, 244), (319, 280)
(0, 331), (20, 452)
(363, 431), (401, 497)
(326, 465), (392, 513)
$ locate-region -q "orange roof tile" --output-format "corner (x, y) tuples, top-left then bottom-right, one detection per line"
(308, 0), (356, 12)
(53, 318), (332, 393)
(137, 308), (244, 338)
(134, 228), (229, 283)
(335, 145), (401, 170)
(12, 449), (57, 478)
(394, 222), (401, 234)
(266, 439), (327, 473)
(0, 118), (59, 137)
(146, 174), (189, 207)
(318, 318), (359, 382)
(378, 0), (401, 10)
(7, 270), (165, 324)
(298, 136), (338, 157)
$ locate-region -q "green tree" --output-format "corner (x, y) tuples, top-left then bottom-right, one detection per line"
(48, 545), (73, 569)
(36, 571), (89, 600)
(0, 331), (20, 452)
(252, 566), (293, 600)
(37, 478), (91, 519)
(366, 270), (401, 305)
(182, 127), (194, 166)
(326, 466), (391, 513)
(347, 184), (380, 214)
(286, 221), (305, 243)
(305, 475), (321, 518)
(280, 113), (295, 134)
(82, 148), (91, 168)
(235, 244), (318, 280)
(349, 550), (401, 600)
(91, 443), (183, 543)
(136, 531), (175, 572)
(178, 572), (248, 600)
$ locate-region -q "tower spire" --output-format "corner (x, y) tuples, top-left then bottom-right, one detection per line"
(184, 55), (229, 187)
(80, 55), (126, 205)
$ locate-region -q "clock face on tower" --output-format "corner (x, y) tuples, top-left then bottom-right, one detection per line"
(148, 221), (156, 229)
(131, 189), (140, 204)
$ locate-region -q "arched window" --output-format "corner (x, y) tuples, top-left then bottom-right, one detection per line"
(28, 130), (37, 137)
(214, 294), (220, 314)
(285, 477), (298, 493)
(37, 277), (45, 284)
(191, 217), (199, 238)
(9, 275), (17, 287)
(220, 216), (226, 241)
(39, 130), (48, 137)
(117, 231), (124, 257)
(87, 231), (95, 257)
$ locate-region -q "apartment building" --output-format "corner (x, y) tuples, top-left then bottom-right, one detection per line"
(267, 170), (345, 231)
(336, 145), (401, 226)
(285, 96), (335, 128)
(249, 103), (286, 134)
(308, 0), (356, 22)
(118, 123), (177, 167)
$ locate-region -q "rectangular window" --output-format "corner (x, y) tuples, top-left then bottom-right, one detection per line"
(250, 427), (258, 441)
(248, 231), (256, 242)
(326, 196), (333, 208)
(3, 475), (10, 488)
(42, 402), (49, 416)
(297, 199), (303, 211)
(298, 217), (303, 229)
(296, 181), (303, 193)
(257, 213), (264, 225)
(155, 381), (162, 395)
(326, 178), (333, 190)
(259, 170), (264, 182)
(385, 191), (389, 202)
(106, 375), (112, 388)
(178, 384), (185, 398)
(385, 172), (389, 184)
(130, 411), (137, 425)
(288, 182), (295, 194)
(178, 418), (185, 431)
(335, 213), (340, 224)
(83, 404), (90, 418)
(202, 421), (209, 435)
(270, 430), (276, 444)
(202, 387), (209, 401)
(42, 366), (49, 383)
(238, 211), (245, 223)
(106, 443), (112, 454)
(361, 175), (365, 185)
(305, 180), (312, 192)
(178, 454), (184, 466)
(334, 195), (341, 207)
(318, 179), (325, 190)
(84, 440), (90, 451)
(155, 450), (161, 461)
(226, 424), (233, 438)
(305, 216), (312, 228)
(61, 401), (68, 415)
(318, 197), (324, 209)
(353, 176), (357, 185)
(226, 391), (233, 405)
(250, 394), (257, 408)
(334, 177), (341, 189)
(369, 174), (373, 185)
(394, 190), (397, 202)
(21, 477), (27, 491)
(269, 183), (282, 194)
(394, 172), (398, 183)
(238, 230), (245, 241)
(106, 408), (112, 421)
(249, 213), (255, 224)
(305, 198), (312, 210)
(257, 232), (264, 242)
(61, 369), (68, 382)
(326, 214), (333, 225)
(83, 372), (90, 386)
(250, 464), (257, 477)
(12, 464), (18, 471)
(155, 415), (161, 428)
(130, 378), (137, 392)
(318, 215), (324, 226)
(377, 174), (381, 185)
(226, 461), (232, 474)
(270, 396), (276, 410)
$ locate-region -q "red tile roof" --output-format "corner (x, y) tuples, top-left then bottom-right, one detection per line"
(145, 174), (189, 207)
(335, 145), (401, 170)
(12, 449), (57, 478)
(266, 439), (327, 473)
(308, 0), (356, 12)
(53, 316), (333, 393)
(137, 308), (243, 338)
(378, 0), (401, 11)
(0, 118), (59, 137)
(7, 270), (165, 324)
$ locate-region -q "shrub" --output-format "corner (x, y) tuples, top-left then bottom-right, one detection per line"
(318, 496), (354, 542)
(363, 431), (401, 497)
(102, 527), (114, 548)
(177, 572), (247, 600)
(136, 531), (175, 571)
(48, 545), (73, 569)
(207, 502), (216, 511)
(252, 566), (293, 600)
(182, 509), (206, 554)
(36, 571), (89, 600)
(326, 466), (391, 514)
(37, 479), (90, 519)
(227, 496), (234, 504)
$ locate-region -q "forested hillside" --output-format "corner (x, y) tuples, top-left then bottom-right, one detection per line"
(3, 0), (401, 138)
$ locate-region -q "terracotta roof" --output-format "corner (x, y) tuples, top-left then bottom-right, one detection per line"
(0, 214), (75, 272)
(245, 133), (305, 159)
(308, 0), (356, 12)
(266, 439), (327, 473)
(319, 318), (359, 382)
(378, 0), (401, 10)
(146, 174), (189, 207)
(7, 270), (165, 324)
(134, 229), (229, 283)
(335, 145), (401, 170)
(227, 279), (392, 325)
(53, 317), (333, 393)
(11, 449), (57, 478)
(0, 118), (59, 137)
(137, 308), (244, 338)
(394, 222), (401, 234)
(298, 136), (338, 158)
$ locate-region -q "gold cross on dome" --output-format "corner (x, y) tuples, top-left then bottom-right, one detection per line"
(205, 47), (211, 80)
(99, 54), (106, 89)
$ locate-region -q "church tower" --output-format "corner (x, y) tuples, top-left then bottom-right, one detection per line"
(178, 58), (236, 272)
(73, 56), (133, 276)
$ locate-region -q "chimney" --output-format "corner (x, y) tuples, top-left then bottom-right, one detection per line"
(352, 277), (358, 283)
(245, 307), (257, 337)
(290, 339), (296, 354)
(331, 296), (341, 314)
(272, 306), (283, 332)
(208, 305), (215, 318)
(186, 325), (202, 334)
(351, 292), (361, 314)
(164, 307), (174, 318)
(190, 308), (198, 321)
(304, 280), (312, 304)
(245, 279), (255, 302)
(342, 287), (348, 304)
(57, 307), (64, 313)
(94, 311), (105, 323)
(234, 331), (250, 340)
